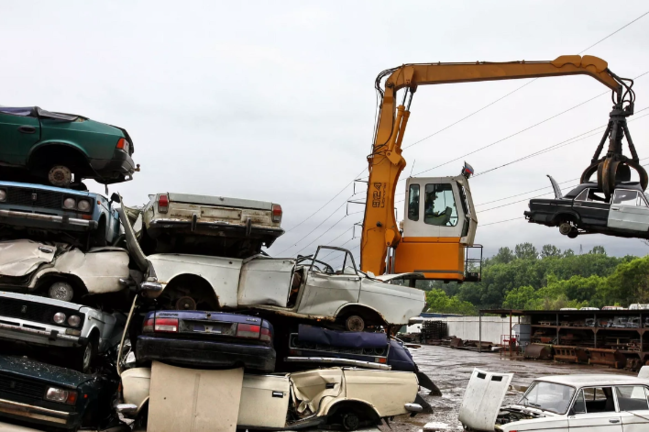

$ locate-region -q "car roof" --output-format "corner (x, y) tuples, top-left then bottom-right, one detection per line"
(536, 374), (649, 387)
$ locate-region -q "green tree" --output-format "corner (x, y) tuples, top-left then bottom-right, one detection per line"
(492, 247), (515, 265)
(426, 289), (476, 315)
(541, 244), (561, 258)
(502, 285), (536, 309)
(590, 246), (607, 255)
(515, 243), (538, 260)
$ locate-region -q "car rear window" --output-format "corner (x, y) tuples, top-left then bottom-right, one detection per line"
(0, 107), (33, 116)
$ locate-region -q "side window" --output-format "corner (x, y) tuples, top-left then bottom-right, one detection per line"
(424, 184), (458, 227)
(572, 389), (587, 414)
(575, 189), (589, 202)
(408, 184), (420, 221)
(613, 190), (639, 206)
(582, 387), (616, 413)
(636, 194), (648, 208)
(615, 386), (649, 411)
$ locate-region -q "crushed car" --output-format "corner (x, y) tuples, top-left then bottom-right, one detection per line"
(135, 310), (276, 372)
(0, 355), (123, 431)
(118, 364), (425, 431)
(0, 291), (125, 372)
(139, 192), (284, 258)
(459, 367), (649, 431)
(525, 176), (649, 239)
(0, 106), (137, 187)
(0, 239), (132, 301)
(0, 181), (122, 247)
(122, 201), (426, 330)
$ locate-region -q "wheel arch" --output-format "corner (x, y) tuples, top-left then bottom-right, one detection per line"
(27, 142), (93, 175)
(334, 304), (387, 327)
(551, 211), (582, 225)
(323, 398), (381, 422)
(164, 273), (220, 309)
(33, 271), (89, 299)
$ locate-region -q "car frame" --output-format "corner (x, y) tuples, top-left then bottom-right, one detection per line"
(138, 192), (284, 258)
(0, 239), (131, 301)
(119, 201), (426, 331)
(0, 291), (124, 372)
(118, 365), (424, 431)
(0, 106), (136, 186)
(135, 310), (276, 372)
(460, 367), (649, 431)
(0, 355), (122, 430)
(524, 176), (649, 239)
(0, 180), (121, 247)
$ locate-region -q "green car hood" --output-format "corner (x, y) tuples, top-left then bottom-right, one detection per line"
(0, 355), (94, 388)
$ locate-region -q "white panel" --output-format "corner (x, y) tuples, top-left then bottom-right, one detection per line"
(238, 258), (294, 307)
(238, 374), (290, 428)
(459, 368), (513, 431)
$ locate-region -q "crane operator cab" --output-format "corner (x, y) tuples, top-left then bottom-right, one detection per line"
(393, 163), (482, 282)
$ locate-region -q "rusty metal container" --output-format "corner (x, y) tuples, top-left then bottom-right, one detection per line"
(524, 344), (553, 360)
(553, 345), (588, 363)
(588, 348), (627, 369)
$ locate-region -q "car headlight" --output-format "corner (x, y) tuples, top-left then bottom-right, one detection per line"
(45, 387), (77, 405)
(63, 198), (76, 209)
(0, 189), (6, 202)
(68, 315), (81, 327)
(77, 199), (91, 212)
(53, 312), (66, 324)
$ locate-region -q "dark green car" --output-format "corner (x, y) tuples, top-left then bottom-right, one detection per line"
(0, 107), (137, 187)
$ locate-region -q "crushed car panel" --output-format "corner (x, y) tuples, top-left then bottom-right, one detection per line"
(0, 239), (56, 276)
(459, 368), (513, 431)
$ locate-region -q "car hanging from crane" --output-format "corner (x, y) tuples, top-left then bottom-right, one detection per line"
(359, 55), (641, 283)
(525, 73), (647, 239)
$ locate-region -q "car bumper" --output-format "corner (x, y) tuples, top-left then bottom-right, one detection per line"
(0, 398), (77, 429)
(0, 209), (97, 231)
(0, 320), (86, 348)
(147, 219), (284, 239)
(136, 335), (276, 372)
(89, 150), (136, 184)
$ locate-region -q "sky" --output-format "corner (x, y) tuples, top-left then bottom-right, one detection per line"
(1, 1), (648, 262)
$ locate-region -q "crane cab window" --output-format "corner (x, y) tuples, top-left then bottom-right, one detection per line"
(424, 184), (457, 227)
(408, 184), (420, 221)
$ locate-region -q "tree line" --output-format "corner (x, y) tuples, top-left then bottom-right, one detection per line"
(420, 243), (649, 314)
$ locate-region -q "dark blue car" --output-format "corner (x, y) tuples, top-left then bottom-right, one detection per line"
(0, 180), (120, 247)
(136, 310), (276, 372)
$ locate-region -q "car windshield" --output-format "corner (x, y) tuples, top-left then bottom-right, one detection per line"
(518, 381), (575, 414)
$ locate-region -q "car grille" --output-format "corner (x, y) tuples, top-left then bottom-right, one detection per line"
(4, 187), (64, 210)
(0, 372), (47, 400)
(0, 297), (84, 329)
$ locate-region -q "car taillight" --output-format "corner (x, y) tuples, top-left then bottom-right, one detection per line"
(116, 138), (130, 153)
(158, 194), (169, 214)
(272, 204), (282, 223)
(236, 324), (260, 339)
(143, 317), (178, 333)
(260, 327), (272, 342)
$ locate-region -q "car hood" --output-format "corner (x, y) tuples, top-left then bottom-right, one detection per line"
(0, 239), (57, 276)
(459, 368), (513, 431)
(0, 355), (94, 388)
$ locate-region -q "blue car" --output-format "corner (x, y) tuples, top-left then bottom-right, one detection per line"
(136, 310), (276, 372)
(0, 180), (120, 247)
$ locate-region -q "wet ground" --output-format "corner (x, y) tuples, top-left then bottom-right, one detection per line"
(381, 344), (635, 432)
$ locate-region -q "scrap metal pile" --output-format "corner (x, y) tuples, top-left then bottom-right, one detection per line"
(0, 107), (432, 431)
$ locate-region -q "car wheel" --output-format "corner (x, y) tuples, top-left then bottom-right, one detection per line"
(341, 412), (360, 431)
(345, 315), (365, 332)
(73, 335), (98, 373)
(559, 222), (573, 236)
(47, 165), (73, 188)
(176, 296), (197, 310)
(568, 229), (579, 239)
(48, 281), (75, 302)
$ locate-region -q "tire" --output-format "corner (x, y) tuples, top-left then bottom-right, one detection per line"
(341, 412), (360, 431)
(73, 335), (98, 373)
(344, 315), (365, 332)
(47, 164), (74, 187)
(559, 222), (573, 236)
(91, 217), (108, 247)
(48, 281), (75, 302)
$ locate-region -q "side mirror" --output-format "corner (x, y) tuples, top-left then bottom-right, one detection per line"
(139, 278), (163, 299)
(110, 193), (121, 204)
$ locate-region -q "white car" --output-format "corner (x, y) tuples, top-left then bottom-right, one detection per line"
(0, 291), (124, 372)
(119, 364), (424, 431)
(459, 368), (649, 431)
(119, 203), (426, 331)
(0, 238), (131, 301)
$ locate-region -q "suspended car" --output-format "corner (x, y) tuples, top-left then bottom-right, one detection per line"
(393, 163), (482, 281)
(525, 176), (649, 239)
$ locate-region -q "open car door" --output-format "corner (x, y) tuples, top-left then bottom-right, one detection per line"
(607, 188), (649, 233)
(459, 368), (513, 431)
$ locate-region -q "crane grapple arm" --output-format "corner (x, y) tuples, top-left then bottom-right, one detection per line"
(361, 55), (629, 277)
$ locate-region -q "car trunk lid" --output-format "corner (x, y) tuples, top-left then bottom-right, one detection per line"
(167, 193), (272, 211)
(149, 311), (265, 341)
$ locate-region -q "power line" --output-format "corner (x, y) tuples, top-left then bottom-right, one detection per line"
(578, 9), (649, 54)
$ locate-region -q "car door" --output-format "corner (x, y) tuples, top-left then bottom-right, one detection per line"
(573, 188), (610, 227)
(0, 108), (40, 165)
(568, 387), (622, 432)
(614, 385), (649, 432)
(296, 247), (361, 317)
(607, 189), (649, 232)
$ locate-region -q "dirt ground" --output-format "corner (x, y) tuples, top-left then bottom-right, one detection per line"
(381, 344), (635, 432)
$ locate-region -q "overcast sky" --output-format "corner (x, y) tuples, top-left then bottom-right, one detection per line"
(1, 1), (648, 261)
